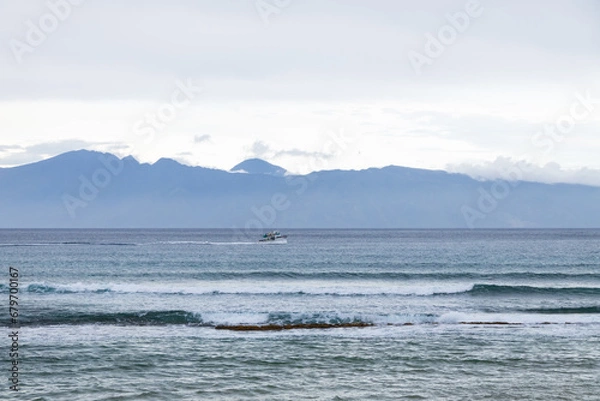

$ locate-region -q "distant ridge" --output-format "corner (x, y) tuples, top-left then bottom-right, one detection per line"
(1, 149), (600, 228)
(230, 158), (287, 176)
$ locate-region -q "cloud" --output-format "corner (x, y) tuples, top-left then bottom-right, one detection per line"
(0, 140), (115, 167)
(2, 1), (598, 101)
(248, 140), (334, 160)
(449, 157), (600, 187)
(194, 134), (212, 143)
(249, 141), (270, 158)
(0, 145), (22, 152)
(1, 1), (599, 175)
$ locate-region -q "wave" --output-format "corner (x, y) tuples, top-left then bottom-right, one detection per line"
(10, 309), (600, 328)
(3, 282), (476, 296)
(4, 282), (600, 297)
(14, 310), (370, 327)
(437, 312), (600, 325)
(519, 306), (600, 314)
(24, 283), (110, 294)
(155, 271), (600, 281)
(467, 284), (600, 296)
(18, 310), (203, 326)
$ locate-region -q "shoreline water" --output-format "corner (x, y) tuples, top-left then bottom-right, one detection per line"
(3, 229), (599, 400)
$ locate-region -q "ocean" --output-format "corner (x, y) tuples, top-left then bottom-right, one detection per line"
(2, 229), (599, 400)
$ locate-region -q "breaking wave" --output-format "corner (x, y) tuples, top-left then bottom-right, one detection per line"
(3, 282), (600, 297)
(10, 309), (600, 328)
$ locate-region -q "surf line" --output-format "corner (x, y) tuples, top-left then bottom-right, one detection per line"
(8, 266), (20, 391)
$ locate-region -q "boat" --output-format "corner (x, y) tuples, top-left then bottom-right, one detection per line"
(259, 231), (288, 244)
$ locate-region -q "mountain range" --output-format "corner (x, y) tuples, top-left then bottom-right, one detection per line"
(0, 149), (599, 228)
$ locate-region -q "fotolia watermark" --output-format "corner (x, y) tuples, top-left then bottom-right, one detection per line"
(461, 88), (600, 228)
(255, 0), (292, 25)
(232, 126), (354, 240)
(408, 0), (483, 76)
(8, 0), (85, 65)
(132, 79), (202, 144)
(62, 153), (124, 218)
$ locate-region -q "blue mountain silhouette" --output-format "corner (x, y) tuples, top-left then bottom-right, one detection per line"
(231, 159), (286, 176)
(1, 149), (599, 228)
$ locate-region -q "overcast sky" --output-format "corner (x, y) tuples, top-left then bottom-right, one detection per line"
(1, 0), (599, 183)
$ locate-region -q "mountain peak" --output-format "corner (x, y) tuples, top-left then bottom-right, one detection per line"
(230, 158), (286, 176)
(154, 157), (180, 166)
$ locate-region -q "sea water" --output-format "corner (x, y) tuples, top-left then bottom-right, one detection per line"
(1, 229), (599, 400)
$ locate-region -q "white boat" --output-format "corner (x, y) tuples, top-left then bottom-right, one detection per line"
(259, 231), (288, 244)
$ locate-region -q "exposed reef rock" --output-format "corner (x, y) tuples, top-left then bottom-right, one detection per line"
(215, 322), (373, 331)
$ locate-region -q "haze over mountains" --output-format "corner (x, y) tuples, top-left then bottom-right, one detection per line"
(0, 150), (599, 229)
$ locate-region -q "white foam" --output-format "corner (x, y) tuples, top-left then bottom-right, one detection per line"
(201, 312), (270, 325)
(437, 312), (600, 325)
(26, 280), (475, 296)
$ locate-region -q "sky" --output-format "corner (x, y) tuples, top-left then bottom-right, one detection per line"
(1, 0), (599, 184)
